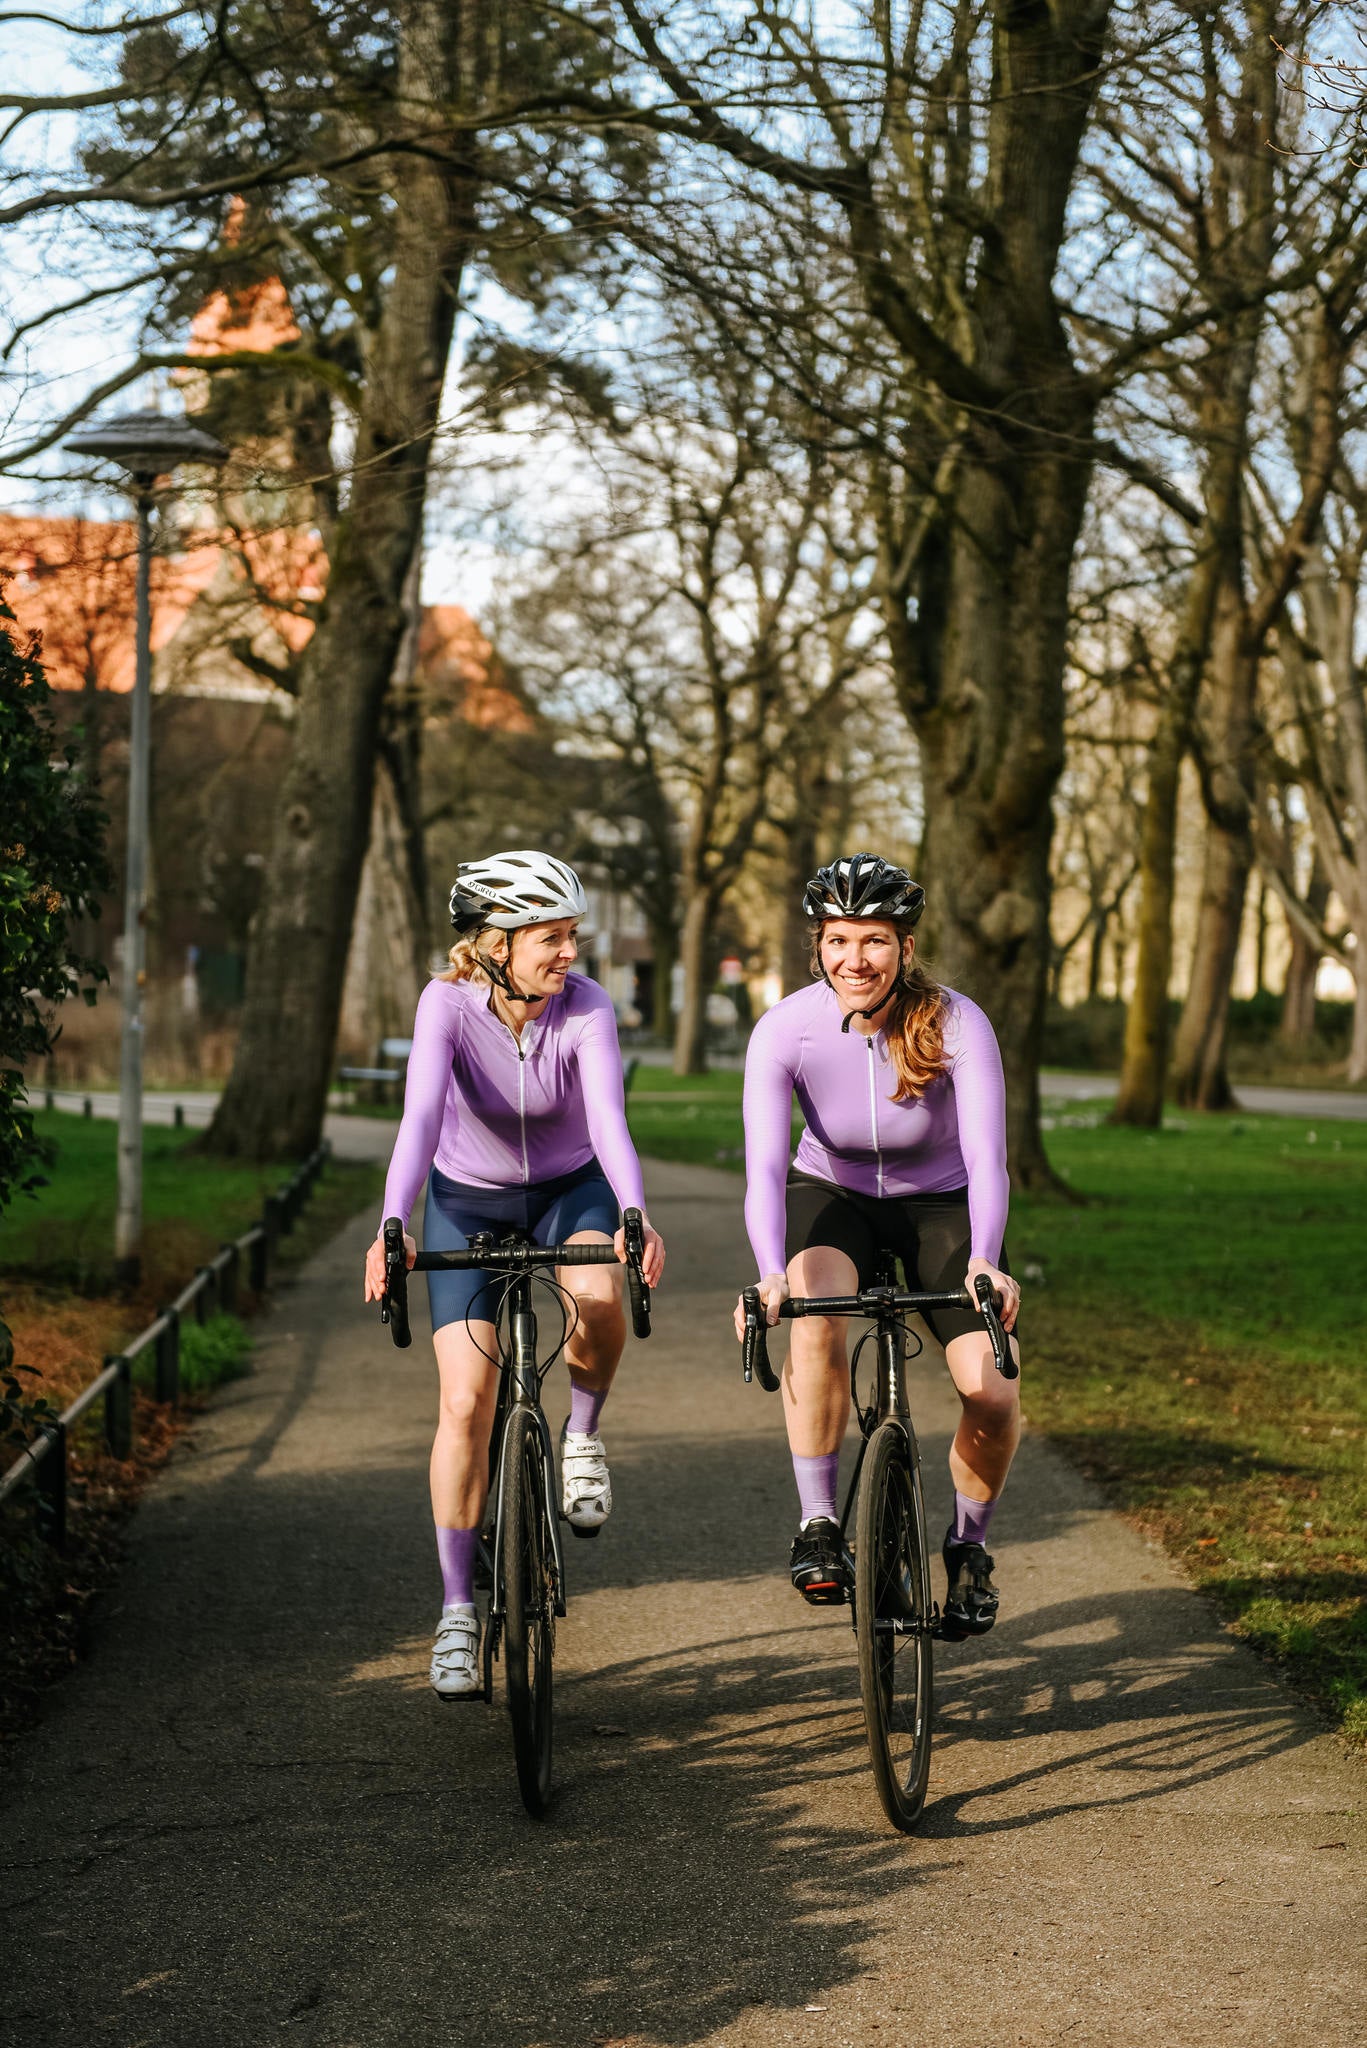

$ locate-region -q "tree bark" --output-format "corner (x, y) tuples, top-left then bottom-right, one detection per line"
(648, 916), (677, 1042)
(1112, 705), (1187, 1124)
(672, 889), (714, 1077)
(776, 753), (831, 996)
(1172, 619), (1261, 1110)
(203, 2), (476, 1159)
(1279, 858), (1326, 1046)
(905, 441), (1089, 1191)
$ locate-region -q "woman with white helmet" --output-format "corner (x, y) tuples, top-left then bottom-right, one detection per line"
(363, 849), (665, 1698)
(735, 853), (1021, 1638)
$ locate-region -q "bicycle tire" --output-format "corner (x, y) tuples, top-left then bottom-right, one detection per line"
(854, 1418), (934, 1832)
(501, 1407), (556, 1816)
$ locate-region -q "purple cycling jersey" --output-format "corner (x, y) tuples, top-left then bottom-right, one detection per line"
(742, 981), (1009, 1278)
(379, 973), (647, 1230)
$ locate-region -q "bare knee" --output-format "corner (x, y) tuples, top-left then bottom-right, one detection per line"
(789, 1315), (847, 1374)
(437, 1382), (492, 1439)
(957, 1379), (1019, 1440)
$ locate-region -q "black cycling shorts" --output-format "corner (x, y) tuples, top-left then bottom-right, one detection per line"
(784, 1171), (1015, 1351)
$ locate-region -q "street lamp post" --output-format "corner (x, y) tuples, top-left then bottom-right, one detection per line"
(65, 409), (228, 1287)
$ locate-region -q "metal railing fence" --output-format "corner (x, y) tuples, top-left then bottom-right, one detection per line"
(0, 1140), (331, 1551)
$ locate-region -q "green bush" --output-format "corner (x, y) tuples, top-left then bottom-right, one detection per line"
(131, 1314), (253, 1397)
(1041, 992), (1356, 1072)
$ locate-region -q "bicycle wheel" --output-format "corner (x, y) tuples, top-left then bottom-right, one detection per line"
(854, 1418), (934, 1831)
(501, 1407), (556, 1816)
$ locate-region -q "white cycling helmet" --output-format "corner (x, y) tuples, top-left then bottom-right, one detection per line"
(449, 849), (588, 933)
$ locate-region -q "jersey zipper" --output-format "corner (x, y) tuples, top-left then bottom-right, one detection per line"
(496, 1017), (531, 1183)
(516, 1038), (529, 1183)
(866, 1037), (884, 1197)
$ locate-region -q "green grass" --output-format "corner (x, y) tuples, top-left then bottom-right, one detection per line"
(1, 1111), (381, 1301)
(634, 1077), (1367, 1741)
(1012, 1105), (1367, 1745)
(137, 1312), (254, 1395)
(626, 1068), (769, 1168)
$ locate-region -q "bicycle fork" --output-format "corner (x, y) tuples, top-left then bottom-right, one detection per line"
(842, 1319), (940, 1641)
(488, 1284), (568, 1639)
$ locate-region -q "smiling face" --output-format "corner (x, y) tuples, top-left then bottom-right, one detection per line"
(819, 917), (914, 1017)
(497, 916), (580, 1001)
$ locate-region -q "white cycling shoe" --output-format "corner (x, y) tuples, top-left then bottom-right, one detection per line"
(430, 1603), (481, 1699)
(560, 1424), (612, 1537)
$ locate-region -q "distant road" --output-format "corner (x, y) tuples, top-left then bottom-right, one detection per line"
(40, 1089), (395, 1161)
(1041, 1071), (1367, 1121)
(42, 1070), (1367, 1134)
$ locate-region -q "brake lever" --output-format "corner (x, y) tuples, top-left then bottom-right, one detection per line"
(622, 1206), (651, 1339)
(742, 1286), (780, 1393)
(973, 1272), (1017, 1381)
(381, 1216), (412, 1349)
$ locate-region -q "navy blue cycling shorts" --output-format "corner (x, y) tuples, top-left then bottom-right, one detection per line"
(422, 1160), (620, 1332)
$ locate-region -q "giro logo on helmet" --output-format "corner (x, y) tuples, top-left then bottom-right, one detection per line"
(449, 849), (589, 932)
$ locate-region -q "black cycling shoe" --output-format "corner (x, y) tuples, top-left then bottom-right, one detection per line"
(941, 1534), (999, 1640)
(789, 1517), (854, 1606)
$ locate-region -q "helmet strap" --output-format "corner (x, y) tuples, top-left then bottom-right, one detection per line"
(838, 968), (908, 1034)
(479, 942), (535, 1006)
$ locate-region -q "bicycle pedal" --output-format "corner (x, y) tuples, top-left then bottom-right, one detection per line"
(797, 1577), (849, 1607)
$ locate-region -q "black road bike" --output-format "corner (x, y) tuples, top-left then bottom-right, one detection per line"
(380, 1209), (651, 1816)
(741, 1264), (1013, 1832)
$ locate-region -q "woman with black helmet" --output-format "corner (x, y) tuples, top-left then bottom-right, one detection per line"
(733, 853), (1021, 1638)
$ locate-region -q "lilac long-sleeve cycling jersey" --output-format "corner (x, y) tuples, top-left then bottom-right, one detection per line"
(742, 981), (1009, 1278)
(379, 973), (647, 1229)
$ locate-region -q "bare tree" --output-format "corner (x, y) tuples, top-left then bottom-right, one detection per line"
(1253, 448), (1367, 1080)
(7, 1), (641, 1159)
(505, 344), (881, 1071)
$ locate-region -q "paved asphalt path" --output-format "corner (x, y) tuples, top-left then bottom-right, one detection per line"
(3, 1156), (1363, 2048)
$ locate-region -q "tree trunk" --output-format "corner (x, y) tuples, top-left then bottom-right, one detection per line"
(203, 3), (474, 1160)
(673, 889), (717, 1077)
(908, 447), (1088, 1193)
(1112, 704), (1187, 1124)
(777, 796), (822, 997)
(1172, 820), (1250, 1110)
(338, 756), (428, 1055)
(649, 917), (678, 1043)
(1086, 914), (1106, 1002)
(1252, 874), (1268, 995)
(1348, 970), (1367, 1086)
(1279, 858), (1327, 1046)
(379, 541), (430, 984)
(1172, 629), (1260, 1110)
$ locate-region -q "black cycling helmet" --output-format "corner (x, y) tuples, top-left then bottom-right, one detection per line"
(803, 853), (925, 928)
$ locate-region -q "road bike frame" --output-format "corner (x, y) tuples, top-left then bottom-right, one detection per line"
(741, 1265), (1013, 1828)
(378, 1209), (650, 1811)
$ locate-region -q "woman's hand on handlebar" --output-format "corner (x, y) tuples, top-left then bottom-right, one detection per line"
(966, 1257), (1019, 1334)
(733, 1272), (789, 1341)
(364, 1227), (415, 1303)
(615, 1219), (665, 1287)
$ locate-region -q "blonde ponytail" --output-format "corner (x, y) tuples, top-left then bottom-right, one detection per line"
(440, 925), (503, 986)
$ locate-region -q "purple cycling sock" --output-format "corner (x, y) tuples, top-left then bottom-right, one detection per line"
(793, 1452), (840, 1526)
(436, 1525), (478, 1609)
(567, 1379), (607, 1436)
(952, 1491), (998, 1547)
